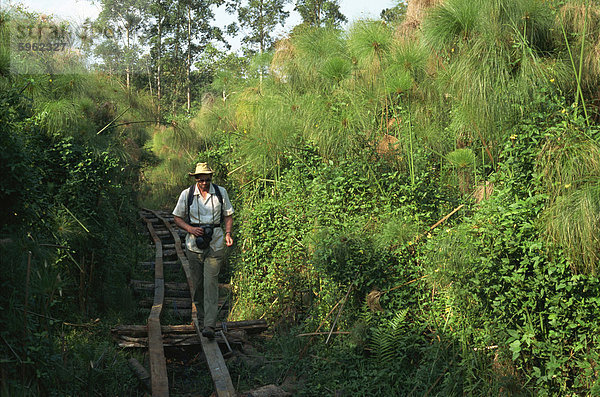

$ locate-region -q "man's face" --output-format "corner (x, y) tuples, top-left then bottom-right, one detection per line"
(195, 175), (212, 189)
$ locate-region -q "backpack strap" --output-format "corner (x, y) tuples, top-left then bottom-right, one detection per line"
(186, 184), (195, 224)
(212, 183), (224, 225)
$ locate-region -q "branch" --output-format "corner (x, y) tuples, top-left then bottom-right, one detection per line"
(96, 106), (131, 135)
(296, 331), (349, 337)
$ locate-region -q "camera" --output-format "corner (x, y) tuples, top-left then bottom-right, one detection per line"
(195, 225), (214, 249)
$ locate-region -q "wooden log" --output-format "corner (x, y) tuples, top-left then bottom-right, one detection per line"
(138, 261), (180, 268)
(131, 280), (191, 298)
(112, 320), (268, 337)
(139, 297), (229, 310)
(117, 342), (148, 349)
(114, 331), (246, 348)
(140, 212), (174, 219)
(141, 208), (173, 217)
(140, 218), (174, 226)
(131, 280), (189, 291)
(153, 230), (179, 236)
(296, 331), (350, 337)
(149, 243), (184, 250)
(131, 280), (230, 296)
(127, 358), (151, 393)
(143, 231), (184, 240)
(140, 297), (192, 309)
(118, 334), (199, 345)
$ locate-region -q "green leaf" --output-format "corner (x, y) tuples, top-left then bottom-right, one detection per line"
(509, 339), (521, 361)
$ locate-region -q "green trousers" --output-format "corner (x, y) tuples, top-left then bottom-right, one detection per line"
(186, 247), (224, 328)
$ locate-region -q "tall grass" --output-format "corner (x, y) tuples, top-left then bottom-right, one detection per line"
(138, 125), (195, 208)
(557, 2), (600, 112)
(174, 0), (577, 197)
(421, 0), (482, 51)
(537, 129), (600, 273)
(421, 0), (560, 167)
(543, 183), (600, 274)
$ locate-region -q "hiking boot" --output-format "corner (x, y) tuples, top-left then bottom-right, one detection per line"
(202, 327), (215, 339)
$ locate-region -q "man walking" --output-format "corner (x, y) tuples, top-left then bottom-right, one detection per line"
(172, 163), (234, 339)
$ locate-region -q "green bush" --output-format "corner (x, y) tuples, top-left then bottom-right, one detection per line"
(420, 105), (600, 393)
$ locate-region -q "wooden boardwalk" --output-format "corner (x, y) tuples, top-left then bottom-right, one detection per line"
(137, 209), (236, 397)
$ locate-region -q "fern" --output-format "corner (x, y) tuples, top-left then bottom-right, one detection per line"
(370, 309), (409, 364)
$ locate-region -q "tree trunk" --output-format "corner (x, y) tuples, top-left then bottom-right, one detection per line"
(126, 26), (131, 90)
(173, 12), (182, 118)
(147, 58), (153, 98)
(157, 17), (162, 121)
(187, 2), (192, 113)
(259, 1), (264, 86)
(399, 0), (444, 36)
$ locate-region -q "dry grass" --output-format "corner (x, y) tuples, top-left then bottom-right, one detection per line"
(558, 3), (600, 95)
(473, 181), (494, 203)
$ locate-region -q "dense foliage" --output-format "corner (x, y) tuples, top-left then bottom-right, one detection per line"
(169, 0), (600, 394)
(3, 0), (600, 395)
(1, 9), (151, 394)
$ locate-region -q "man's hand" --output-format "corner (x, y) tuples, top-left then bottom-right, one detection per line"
(188, 226), (204, 237)
(225, 233), (233, 247)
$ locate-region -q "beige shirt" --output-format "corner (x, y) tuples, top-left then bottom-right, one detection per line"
(172, 183), (234, 252)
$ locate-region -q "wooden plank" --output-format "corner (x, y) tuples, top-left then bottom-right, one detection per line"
(132, 280), (230, 290)
(142, 215), (169, 396)
(194, 318), (237, 397)
(162, 249), (177, 257)
(148, 282), (168, 395)
(158, 243), (184, 250)
(148, 243), (184, 250)
(141, 297), (192, 308)
(148, 210), (195, 304)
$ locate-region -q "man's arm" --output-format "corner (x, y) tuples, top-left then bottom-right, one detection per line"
(174, 215), (204, 237)
(223, 215), (233, 247)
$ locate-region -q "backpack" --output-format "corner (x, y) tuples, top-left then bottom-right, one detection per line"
(186, 183), (224, 225)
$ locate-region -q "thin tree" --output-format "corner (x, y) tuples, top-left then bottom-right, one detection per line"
(231, 0), (290, 54)
(294, 0), (346, 27)
(95, 0), (144, 90)
(146, 0), (169, 120)
(183, 0), (226, 113)
(146, 0), (224, 116)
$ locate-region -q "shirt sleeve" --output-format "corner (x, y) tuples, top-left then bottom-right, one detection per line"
(172, 189), (188, 219)
(219, 187), (234, 216)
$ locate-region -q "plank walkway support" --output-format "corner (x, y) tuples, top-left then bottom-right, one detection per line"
(113, 320), (268, 337)
(141, 212), (169, 396)
(148, 209), (236, 397)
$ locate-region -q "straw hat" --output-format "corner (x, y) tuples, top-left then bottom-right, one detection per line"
(189, 162), (214, 176)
